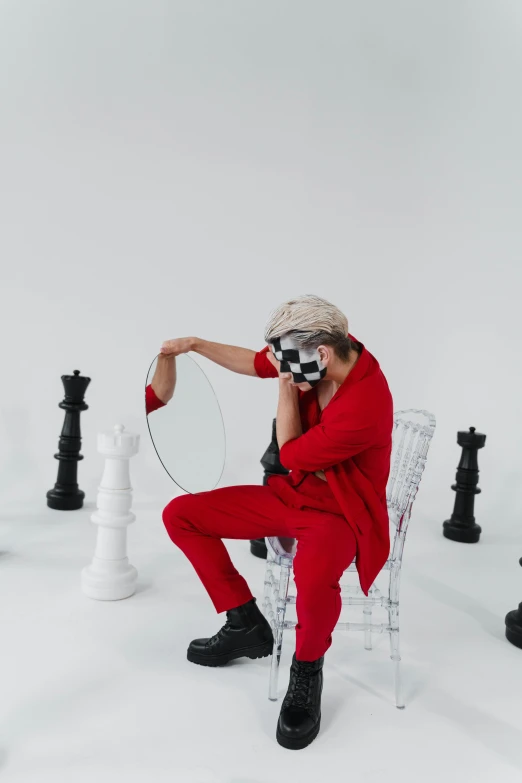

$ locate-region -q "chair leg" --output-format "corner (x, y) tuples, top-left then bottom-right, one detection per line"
(363, 601), (373, 651)
(268, 561), (291, 701)
(269, 625), (284, 701)
(263, 558), (274, 617)
(389, 604), (404, 709)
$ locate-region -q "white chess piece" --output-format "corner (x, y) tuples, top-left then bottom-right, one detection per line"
(82, 424), (140, 600)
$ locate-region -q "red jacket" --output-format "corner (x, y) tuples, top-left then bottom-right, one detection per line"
(254, 336), (393, 595)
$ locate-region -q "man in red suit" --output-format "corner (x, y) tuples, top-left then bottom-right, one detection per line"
(151, 294), (393, 750)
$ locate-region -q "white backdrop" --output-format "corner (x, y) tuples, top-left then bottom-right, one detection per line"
(1, 0), (521, 541)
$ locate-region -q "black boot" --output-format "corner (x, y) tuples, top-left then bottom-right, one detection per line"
(187, 598), (273, 667)
(276, 654), (324, 750)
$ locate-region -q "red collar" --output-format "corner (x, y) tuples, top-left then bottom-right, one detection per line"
(342, 334), (371, 388)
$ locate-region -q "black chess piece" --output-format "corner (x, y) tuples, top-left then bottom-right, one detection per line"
(442, 426), (486, 544)
(505, 558), (522, 649)
(46, 370), (91, 511)
(250, 418), (289, 559)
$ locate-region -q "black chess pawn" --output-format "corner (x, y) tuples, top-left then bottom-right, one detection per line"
(250, 418), (289, 559)
(505, 558), (522, 649)
(46, 370), (91, 510)
(443, 426), (486, 544)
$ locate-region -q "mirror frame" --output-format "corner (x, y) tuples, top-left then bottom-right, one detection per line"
(144, 353), (226, 493)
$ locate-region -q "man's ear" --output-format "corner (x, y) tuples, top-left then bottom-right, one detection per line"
(317, 345), (330, 364)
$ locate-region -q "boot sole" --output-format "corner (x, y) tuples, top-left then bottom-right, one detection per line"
(276, 717), (321, 751)
(187, 640), (273, 667)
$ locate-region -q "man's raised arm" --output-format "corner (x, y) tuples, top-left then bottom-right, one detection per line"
(160, 337), (267, 377)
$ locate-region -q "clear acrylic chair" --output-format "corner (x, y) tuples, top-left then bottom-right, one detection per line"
(263, 409), (436, 709)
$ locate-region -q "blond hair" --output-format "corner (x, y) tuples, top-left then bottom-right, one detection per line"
(264, 294), (352, 360)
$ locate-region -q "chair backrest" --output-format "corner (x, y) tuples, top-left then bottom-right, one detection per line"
(386, 409), (436, 535)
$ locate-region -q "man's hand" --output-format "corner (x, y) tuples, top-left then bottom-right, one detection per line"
(267, 349), (295, 388)
(161, 337), (197, 356)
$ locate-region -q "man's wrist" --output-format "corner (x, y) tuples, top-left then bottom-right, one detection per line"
(278, 378), (298, 395)
(189, 336), (201, 353)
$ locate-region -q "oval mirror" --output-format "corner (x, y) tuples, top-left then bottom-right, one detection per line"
(145, 353), (226, 493)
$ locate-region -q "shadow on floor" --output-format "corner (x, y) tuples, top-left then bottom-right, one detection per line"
(133, 580), (154, 595)
(2, 673), (117, 748)
(406, 567), (506, 642)
(329, 657), (429, 709)
(425, 688), (522, 771)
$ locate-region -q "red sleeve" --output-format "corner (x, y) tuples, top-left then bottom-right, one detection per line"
(145, 384), (166, 415)
(253, 346), (278, 379)
(279, 389), (380, 472)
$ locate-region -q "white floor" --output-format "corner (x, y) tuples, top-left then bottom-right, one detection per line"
(1, 501), (522, 783)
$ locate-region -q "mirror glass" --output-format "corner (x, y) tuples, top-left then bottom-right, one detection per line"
(145, 354), (226, 493)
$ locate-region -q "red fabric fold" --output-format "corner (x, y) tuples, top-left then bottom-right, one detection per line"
(145, 384), (166, 415)
(253, 345), (278, 379)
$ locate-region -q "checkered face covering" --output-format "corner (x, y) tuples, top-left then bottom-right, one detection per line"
(270, 335), (327, 387)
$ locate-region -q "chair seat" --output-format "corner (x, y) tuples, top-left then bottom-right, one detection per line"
(265, 536), (392, 572)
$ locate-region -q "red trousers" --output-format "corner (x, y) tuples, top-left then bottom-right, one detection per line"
(162, 473), (357, 661)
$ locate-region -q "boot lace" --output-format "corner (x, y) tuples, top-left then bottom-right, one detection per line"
(205, 619), (232, 647)
(284, 661), (315, 710)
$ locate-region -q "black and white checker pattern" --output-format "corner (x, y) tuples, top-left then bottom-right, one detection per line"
(270, 336), (327, 387)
